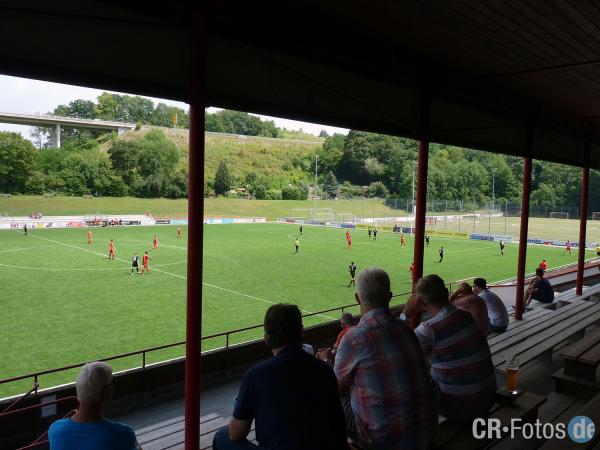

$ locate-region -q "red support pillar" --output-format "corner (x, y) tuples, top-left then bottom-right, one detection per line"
(413, 138), (429, 286)
(515, 157), (532, 320)
(576, 141), (591, 295)
(185, 12), (206, 450)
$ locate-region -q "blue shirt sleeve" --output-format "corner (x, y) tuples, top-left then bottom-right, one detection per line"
(233, 371), (255, 421)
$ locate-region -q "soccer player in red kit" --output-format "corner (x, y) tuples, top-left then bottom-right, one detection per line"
(108, 240), (115, 260)
(539, 259), (548, 271)
(346, 231), (352, 250)
(87, 229), (93, 244)
(177, 227), (182, 238)
(141, 251), (152, 274)
(565, 241), (572, 256)
(152, 234), (159, 250)
(409, 262), (415, 281)
(400, 233), (406, 247)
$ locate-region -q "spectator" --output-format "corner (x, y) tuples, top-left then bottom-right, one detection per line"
(327, 267), (436, 449)
(414, 275), (496, 422)
(213, 304), (348, 450)
(449, 282), (489, 336)
(48, 362), (140, 450)
(473, 278), (509, 333)
(525, 268), (555, 306)
(332, 312), (356, 355)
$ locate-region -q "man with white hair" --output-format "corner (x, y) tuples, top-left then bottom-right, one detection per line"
(328, 267), (436, 450)
(48, 362), (140, 450)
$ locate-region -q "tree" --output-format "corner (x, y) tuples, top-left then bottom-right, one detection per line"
(0, 132), (37, 193)
(319, 129), (329, 138)
(214, 160), (233, 195)
(322, 170), (338, 198)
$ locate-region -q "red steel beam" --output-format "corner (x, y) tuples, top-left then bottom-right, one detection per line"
(515, 157), (532, 320)
(413, 138), (429, 286)
(185, 12), (206, 450)
(576, 141), (591, 295)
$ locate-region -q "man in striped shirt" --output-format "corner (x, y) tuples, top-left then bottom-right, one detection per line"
(331, 268), (436, 449)
(414, 275), (496, 422)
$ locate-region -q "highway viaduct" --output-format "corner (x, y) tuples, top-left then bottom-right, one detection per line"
(0, 111), (136, 147)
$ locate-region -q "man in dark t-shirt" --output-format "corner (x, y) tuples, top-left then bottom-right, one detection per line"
(213, 304), (348, 450)
(348, 261), (357, 286)
(525, 268), (554, 305)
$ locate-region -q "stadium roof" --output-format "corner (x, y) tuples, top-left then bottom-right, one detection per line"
(2, 1), (600, 168)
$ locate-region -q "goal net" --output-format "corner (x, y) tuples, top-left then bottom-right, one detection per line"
(593, 212), (600, 221)
(549, 212), (569, 219)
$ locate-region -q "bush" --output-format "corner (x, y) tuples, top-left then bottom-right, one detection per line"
(281, 185), (305, 200)
(366, 181), (389, 198)
(254, 184), (267, 199)
(266, 189), (282, 200)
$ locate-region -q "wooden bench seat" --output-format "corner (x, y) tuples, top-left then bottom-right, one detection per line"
(432, 392), (546, 449)
(559, 328), (600, 381)
(491, 301), (600, 372)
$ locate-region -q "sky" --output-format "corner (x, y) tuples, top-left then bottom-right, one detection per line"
(0, 75), (348, 140)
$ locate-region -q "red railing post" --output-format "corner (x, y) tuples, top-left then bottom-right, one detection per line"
(576, 140), (591, 295)
(515, 156), (533, 320)
(184, 9), (207, 450)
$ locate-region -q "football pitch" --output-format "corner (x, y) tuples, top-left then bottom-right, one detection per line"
(0, 223), (591, 397)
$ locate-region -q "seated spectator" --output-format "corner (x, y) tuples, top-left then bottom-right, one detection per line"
(48, 362), (140, 450)
(414, 275), (496, 422)
(325, 267), (436, 449)
(333, 312), (356, 355)
(213, 304), (348, 450)
(525, 268), (555, 306)
(449, 282), (489, 336)
(473, 278), (509, 333)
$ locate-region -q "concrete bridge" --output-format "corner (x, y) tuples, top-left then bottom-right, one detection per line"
(0, 111), (136, 147)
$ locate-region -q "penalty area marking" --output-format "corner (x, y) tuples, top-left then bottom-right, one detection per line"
(24, 232), (332, 319)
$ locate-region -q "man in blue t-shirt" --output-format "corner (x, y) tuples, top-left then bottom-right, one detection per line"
(213, 304), (348, 450)
(525, 268), (555, 306)
(48, 362), (139, 450)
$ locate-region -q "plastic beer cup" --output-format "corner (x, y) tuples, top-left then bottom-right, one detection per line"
(506, 355), (519, 392)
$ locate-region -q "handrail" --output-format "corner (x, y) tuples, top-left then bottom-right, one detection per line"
(1, 382), (38, 414)
(14, 406), (77, 450)
(0, 396), (78, 418)
(0, 287), (422, 397)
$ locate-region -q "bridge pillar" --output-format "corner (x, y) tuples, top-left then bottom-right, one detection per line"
(53, 123), (61, 148)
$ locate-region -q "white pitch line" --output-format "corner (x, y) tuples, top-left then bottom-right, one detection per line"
(203, 282), (336, 320)
(27, 233), (334, 319)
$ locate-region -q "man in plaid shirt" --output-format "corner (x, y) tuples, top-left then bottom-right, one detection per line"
(331, 268), (436, 450)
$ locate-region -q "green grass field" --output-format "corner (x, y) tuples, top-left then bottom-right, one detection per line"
(0, 222), (592, 398)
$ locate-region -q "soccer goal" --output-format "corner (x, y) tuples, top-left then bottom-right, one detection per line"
(593, 212), (600, 220)
(549, 212), (569, 219)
